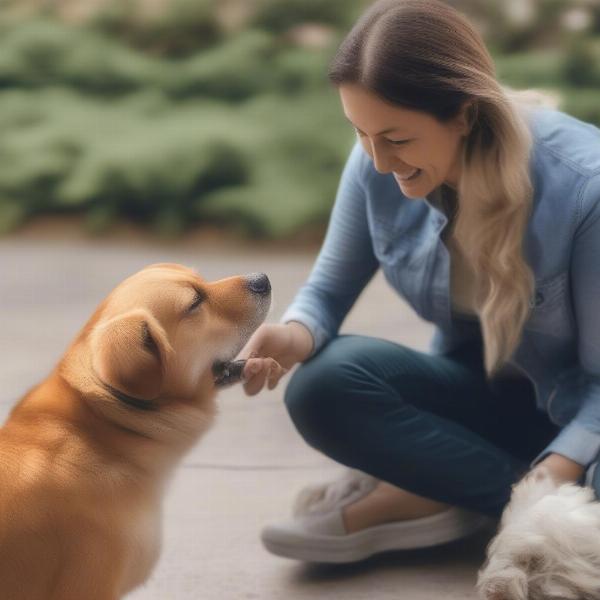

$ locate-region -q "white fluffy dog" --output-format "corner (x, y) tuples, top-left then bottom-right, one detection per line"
(477, 466), (600, 600)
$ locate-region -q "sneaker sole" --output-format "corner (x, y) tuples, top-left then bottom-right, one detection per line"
(261, 508), (493, 563)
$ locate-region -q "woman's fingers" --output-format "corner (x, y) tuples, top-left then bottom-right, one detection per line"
(242, 357), (288, 395)
(267, 360), (288, 390)
(242, 358), (267, 396)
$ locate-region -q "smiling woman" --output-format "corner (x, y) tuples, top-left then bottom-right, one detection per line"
(327, 2), (540, 377)
(339, 83), (470, 194)
(234, 0), (600, 590)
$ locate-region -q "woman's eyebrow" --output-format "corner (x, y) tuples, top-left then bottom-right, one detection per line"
(344, 116), (407, 136)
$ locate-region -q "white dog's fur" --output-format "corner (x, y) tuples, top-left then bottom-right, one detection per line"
(477, 466), (600, 600)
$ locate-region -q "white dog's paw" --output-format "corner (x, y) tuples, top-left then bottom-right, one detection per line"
(477, 473), (600, 600)
(292, 469), (378, 517)
(477, 565), (529, 600)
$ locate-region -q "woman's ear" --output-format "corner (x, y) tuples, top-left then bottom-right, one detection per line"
(90, 309), (173, 401)
(459, 99), (478, 136)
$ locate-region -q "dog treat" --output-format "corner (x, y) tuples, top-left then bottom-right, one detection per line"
(213, 359), (247, 388)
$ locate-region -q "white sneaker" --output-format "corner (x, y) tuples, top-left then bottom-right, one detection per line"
(261, 470), (495, 563)
(292, 468), (379, 517)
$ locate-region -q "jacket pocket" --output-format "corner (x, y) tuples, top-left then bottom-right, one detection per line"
(525, 271), (573, 337)
(372, 223), (418, 268)
(371, 222), (430, 313)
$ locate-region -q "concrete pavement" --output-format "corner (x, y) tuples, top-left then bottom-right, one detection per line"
(0, 221), (492, 599)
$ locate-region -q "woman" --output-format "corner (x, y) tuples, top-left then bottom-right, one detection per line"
(238, 0), (600, 563)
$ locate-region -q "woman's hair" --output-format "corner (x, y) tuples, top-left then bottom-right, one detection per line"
(329, 0), (557, 378)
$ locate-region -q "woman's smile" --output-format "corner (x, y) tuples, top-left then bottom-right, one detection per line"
(339, 84), (468, 194)
(394, 169), (422, 184)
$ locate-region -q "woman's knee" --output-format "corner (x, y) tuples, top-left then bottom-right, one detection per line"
(283, 357), (336, 429)
(283, 336), (362, 439)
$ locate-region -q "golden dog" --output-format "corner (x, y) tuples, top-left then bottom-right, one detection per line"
(0, 263), (272, 599)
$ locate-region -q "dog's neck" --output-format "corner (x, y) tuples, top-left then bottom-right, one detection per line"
(100, 382), (162, 412)
(18, 357), (214, 485)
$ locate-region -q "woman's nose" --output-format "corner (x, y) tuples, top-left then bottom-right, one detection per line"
(369, 140), (394, 174)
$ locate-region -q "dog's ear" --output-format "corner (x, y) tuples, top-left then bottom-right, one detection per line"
(90, 309), (173, 401)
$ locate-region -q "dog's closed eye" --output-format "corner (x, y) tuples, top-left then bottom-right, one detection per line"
(187, 290), (206, 313)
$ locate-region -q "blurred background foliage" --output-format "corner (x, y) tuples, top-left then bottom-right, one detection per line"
(0, 0), (598, 239)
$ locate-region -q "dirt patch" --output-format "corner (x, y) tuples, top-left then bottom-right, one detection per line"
(4, 215), (325, 254)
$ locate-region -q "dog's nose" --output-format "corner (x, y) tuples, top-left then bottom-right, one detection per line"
(246, 273), (271, 296)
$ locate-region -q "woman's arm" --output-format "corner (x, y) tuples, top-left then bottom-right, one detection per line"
(533, 453), (585, 483)
(280, 142), (380, 358)
(529, 173), (600, 479)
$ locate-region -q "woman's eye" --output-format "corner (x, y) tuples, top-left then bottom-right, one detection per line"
(387, 138), (410, 145)
(188, 291), (206, 312)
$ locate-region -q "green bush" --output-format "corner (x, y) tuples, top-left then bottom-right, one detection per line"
(251, 0), (365, 32)
(0, 20), (334, 101)
(273, 46), (333, 94)
(495, 43), (600, 126)
(494, 50), (563, 88)
(196, 91), (352, 238)
(1, 4), (599, 239)
(0, 20), (158, 94)
(458, 0), (573, 54)
(0, 86), (353, 238)
(561, 38), (600, 87)
(560, 87), (600, 125)
(165, 30), (279, 100)
(0, 90), (253, 236)
(90, 0), (223, 57)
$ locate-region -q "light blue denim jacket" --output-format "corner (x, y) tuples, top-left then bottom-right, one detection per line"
(280, 106), (600, 469)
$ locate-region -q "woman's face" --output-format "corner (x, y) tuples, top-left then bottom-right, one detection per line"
(339, 83), (471, 198)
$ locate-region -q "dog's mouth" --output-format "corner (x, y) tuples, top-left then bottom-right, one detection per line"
(212, 359), (247, 388)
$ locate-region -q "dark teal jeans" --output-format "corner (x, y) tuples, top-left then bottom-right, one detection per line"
(284, 333), (561, 518)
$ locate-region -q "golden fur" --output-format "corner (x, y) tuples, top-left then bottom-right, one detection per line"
(0, 263), (271, 599)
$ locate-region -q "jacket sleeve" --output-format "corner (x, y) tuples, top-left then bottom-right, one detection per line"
(279, 142), (380, 358)
(531, 172), (600, 468)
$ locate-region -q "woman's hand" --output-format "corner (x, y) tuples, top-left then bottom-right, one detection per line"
(235, 321), (314, 396)
(528, 453), (585, 485)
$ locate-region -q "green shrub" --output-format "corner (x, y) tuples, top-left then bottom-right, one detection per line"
(0, 200), (27, 234)
(494, 50), (563, 88)
(0, 85), (354, 238)
(273, 46), (333, 94)
(0, 91), (83, 226)
(90, 0), (223, 57)
(0, 20), (73, 87)
(463, 0), (571, 54)
(560, 87), (600, 125)
(2, 4), (597, 240)
(195, 91), (353, 238)
(561, 38), (600, 87)
(165, 30), (279, 100)
(251, 0), (365, 32)
(0, 21), (333, 101)
(0, 20), (158, 93)
(0, 90), (253, 236)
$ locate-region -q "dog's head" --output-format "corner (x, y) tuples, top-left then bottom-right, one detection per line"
(61, 263), (271, 442)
